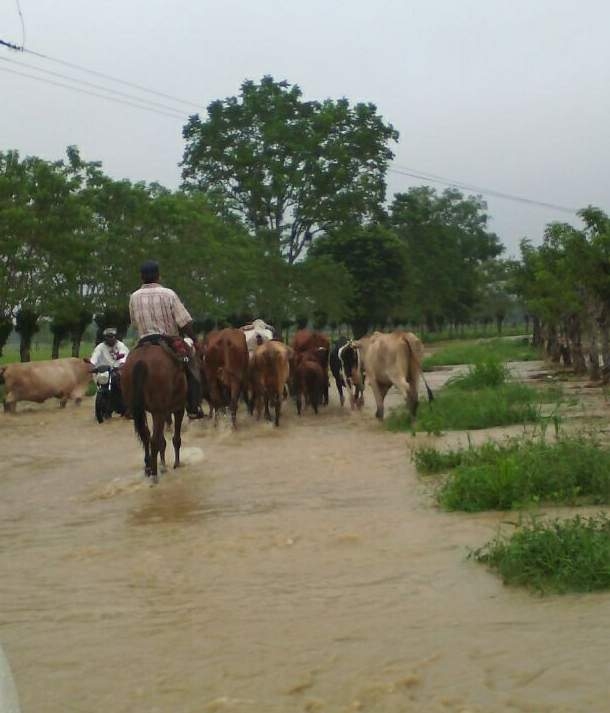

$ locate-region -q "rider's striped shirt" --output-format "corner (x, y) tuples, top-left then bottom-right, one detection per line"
(129, 283), (192, 338)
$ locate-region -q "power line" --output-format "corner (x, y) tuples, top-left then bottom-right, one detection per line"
(19, 45), (202, 111)
(0, 65), (185, 119)
(14, 0), (25, 49)
(389, 164), (577, 215)
(0, 55), (188, 116)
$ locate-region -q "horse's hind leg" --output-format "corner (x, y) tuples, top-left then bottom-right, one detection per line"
(173, 409), (184, 469)
(149, 413), (165, 484)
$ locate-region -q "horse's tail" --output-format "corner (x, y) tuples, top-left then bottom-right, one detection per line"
(132, 360), (148, 442)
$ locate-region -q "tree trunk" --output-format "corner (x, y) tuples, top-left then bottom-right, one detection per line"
(546, 325), (562, 363)
(496, 314), (504, 336)
(532, 316), (542, 347)
(566, 316), (586, 374)
(0, 318), (12, 357)
(15, 309), (39, 363)
(524, 314), (530, 335)
(51, 333), (62, 359)
(599, 312), (610, 369)
(588, 343), (601, 381)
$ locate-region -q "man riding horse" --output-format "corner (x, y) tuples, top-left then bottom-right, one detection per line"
(129, 260), (204, 419)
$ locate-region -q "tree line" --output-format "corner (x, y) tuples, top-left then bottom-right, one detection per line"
(1, 76), (519, 362)
(515, 207), (610, 379)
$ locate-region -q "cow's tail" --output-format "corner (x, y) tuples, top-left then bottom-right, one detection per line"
(403, 335), (434, 403)
(132, 361), (148, 442)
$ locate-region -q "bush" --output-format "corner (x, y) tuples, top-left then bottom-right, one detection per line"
(437, 436), (610, 511)
(446, 357), (510, 390)
(472, 514), (610, 593)
(386, 383), (544, 434)
(425, 337), (539, 369)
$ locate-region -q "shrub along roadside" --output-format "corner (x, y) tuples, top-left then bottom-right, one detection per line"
(472, 514), (610, 593)
(416, 435), (610, 511)
(424, 337), (540, 370)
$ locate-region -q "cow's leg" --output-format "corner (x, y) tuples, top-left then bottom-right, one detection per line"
(173, 409), (184, 469)
(59, 397), (67, 409)
(273, 392), (281, 427)
(296, 389), (303, 416)
(3, 397), (16, 414)
(407, 380), (419, 418)
(159, 430), (167, 473)
(264, 394), (272, 422)
(312, 384), (320, 415)
(370, 380), (390, 420)
(335, 376), (345, 406)
(229, 383), (240, 428)
(323, 375), (329, 405)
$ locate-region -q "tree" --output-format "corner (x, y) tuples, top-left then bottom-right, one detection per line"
(309, 225), (409, 337)
(389, 187), (503, 330)
(181, 76), (398, 262)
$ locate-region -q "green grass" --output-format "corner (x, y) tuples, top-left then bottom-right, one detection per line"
(0, 342), (96, 365)
(424, 337), (540, 370)
(422, 324), (528, 343)
(386, 382), (549, 434)
(472, 514), (610, 593)
(430, 435), (610, 511)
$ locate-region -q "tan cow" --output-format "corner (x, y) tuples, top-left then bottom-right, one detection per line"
(0, 358), (93, 413)
(352, 331), (432, 420)
(250, 340), (292, 426)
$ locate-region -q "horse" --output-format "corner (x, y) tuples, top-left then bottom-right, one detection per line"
(120, 342), (187, 483)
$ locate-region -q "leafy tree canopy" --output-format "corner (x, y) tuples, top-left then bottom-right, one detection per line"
(181, 76), (398, 262)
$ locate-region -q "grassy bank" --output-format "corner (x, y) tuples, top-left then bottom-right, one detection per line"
(387, 357), (558, 434)
(473, 514), (610, 593)
(414, 434), (610, 511)
(387, 383), (546, 434)
(424, 337), (540, 369)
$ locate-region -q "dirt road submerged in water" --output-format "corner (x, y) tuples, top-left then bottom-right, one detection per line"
(1, 366), (610, 713)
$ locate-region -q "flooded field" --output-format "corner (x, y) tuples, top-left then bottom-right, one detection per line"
(1, 363), (610, 712)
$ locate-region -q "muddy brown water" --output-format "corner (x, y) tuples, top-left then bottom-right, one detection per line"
(1, 363), (610, 712)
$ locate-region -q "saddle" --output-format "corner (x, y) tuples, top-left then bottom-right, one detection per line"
(136, 335), (189, 364)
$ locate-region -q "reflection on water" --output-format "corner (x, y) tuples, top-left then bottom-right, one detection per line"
(2, 368), (610, 713)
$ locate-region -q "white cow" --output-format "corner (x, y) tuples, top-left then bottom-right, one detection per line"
(240, 318), (275, 359)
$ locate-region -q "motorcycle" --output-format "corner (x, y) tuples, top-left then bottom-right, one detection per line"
(93, 365), (125, 423)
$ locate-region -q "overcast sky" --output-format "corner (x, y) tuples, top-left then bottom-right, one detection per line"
(2, 0), (609, 255)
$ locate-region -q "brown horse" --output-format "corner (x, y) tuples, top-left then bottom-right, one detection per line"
(121, 343), (187, 483)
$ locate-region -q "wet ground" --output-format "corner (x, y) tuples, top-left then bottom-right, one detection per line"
(1, 362), (610, 712)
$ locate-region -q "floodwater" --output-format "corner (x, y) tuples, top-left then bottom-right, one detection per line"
(1, 365), (610, 713)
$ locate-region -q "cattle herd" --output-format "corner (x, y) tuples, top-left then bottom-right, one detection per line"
(0, 323), (430, 480)
(198, 322), (430, 426)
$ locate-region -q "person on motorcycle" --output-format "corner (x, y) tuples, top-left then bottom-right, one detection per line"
(129, 260), (204, 419)
(91, 328), (129, 420)
(90, 328), (129, 369)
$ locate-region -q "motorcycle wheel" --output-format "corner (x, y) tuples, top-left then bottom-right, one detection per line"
(95, 391), (108, 424)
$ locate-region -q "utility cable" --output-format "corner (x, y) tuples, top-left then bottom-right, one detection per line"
(0, 65), (184, 119)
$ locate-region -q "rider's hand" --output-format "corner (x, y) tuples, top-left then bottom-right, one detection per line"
(183, 337), (194, 349)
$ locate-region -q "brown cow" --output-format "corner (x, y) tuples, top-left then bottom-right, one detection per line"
(291, 329), (330, 404)
(352, 331), (433, 420)
(293, 351), (326, 415)
(0, 358), (93, 413)
(249, 340), (292, 426)
(201, 328), (248, 427)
